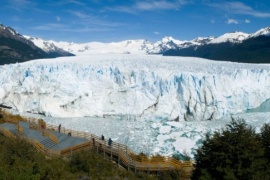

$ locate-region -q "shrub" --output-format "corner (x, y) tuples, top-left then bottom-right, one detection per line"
(192, 119), (268, 179)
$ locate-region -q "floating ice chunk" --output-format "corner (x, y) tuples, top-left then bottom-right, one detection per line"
(156, 134), (171, 146)
(167, 122), (184, 128)
(172, 137), (196, 156)
(151, 122), (162, 129)
(159, 126), (171, 134)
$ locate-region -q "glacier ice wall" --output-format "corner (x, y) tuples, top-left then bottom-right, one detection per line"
(0, 54), (270, 121)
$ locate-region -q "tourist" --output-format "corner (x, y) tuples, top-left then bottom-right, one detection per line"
(108, 138), (112, 147)
(58, 124), (61, 132)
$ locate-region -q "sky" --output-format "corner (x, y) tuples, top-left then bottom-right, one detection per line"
(0, 0), (270, 43)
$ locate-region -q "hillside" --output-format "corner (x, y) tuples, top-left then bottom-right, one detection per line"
(0, 24), (74, 65)
(164, 27), (270, 63)
(0, 24), (48, 65)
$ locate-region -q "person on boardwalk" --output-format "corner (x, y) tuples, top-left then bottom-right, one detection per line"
(101, 134), (104, 141)
(58, 124), (61, 133)
(108, 138), (112, 147)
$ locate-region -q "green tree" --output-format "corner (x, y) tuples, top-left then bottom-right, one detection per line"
(261, 124), (270, 161)
(192, 119), (267, 180)
(260, 123), (270, 177)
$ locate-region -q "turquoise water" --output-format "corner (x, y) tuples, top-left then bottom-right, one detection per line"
(246, 99), (270, 113)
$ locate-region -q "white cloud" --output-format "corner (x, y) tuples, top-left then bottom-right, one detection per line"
(32, 23), (110, 33)
(106, 0), (189, 13)
(245, 19), (251, 23)
(33, 23), (67, 30)
(13, 0), (31, 6)
(70, 11), (124, 27)
(135, 1), (178, 11)
(56, 16), (61, 22)
(154, 31), (160, 35)
(209, 2), (270, 18)
(226, 19), (239, 24)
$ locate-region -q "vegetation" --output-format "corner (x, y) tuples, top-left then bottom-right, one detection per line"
(0, 110), (184, 179)
(192, 118), (270, 179)
(0, 134), (159, 179)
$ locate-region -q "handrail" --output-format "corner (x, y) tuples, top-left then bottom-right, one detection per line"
(17, 124), (24, 135)
(60, 141), (91, 156)
(32, 120), (193, 170)
(0, 112), (193, 173)
(32, 139), (61, 157)
(0, 127), (12, 137)
(42, 129), (58, 144)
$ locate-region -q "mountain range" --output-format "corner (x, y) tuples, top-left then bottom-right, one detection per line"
(26, 26), (270, 63)
(1, 23), (270, 65)
(164, 27), (270, 63)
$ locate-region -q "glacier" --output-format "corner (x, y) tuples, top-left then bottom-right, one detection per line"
(1, 54), (270, 121)
(1, 54), (270, 157)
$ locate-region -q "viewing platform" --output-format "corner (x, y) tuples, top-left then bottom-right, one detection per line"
(0, 115), (193, 176)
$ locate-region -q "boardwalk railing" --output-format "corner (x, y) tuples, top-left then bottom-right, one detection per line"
(42, 129), (58, 144)
(17, 124), (24, 135)
(0, 126), (12, 137)
(27, 117), (194, 171)
(0, 115), (193, 174)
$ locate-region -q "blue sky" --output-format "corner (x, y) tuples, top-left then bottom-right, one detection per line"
(1, 0), (270, 43)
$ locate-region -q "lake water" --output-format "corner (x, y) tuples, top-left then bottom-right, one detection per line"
(246, 99), (270, 113)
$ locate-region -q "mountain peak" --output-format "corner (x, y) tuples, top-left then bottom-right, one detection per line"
(161, 36), (175, 43)
(249, 26), (270, 38)
(209, 31), (249, 44)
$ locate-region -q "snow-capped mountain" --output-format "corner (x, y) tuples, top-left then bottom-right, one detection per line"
(0, 23), (74, 65)
(23, 36), (74, 57)
(0, 24), (42, 50)
(208, 31), (249, 44)
(0, 24), (49, 65)
(25, 26), (270, 57)
(248, 26), (270, 38)
(26, 35), (215, 55)
(164, 26), (270, 63)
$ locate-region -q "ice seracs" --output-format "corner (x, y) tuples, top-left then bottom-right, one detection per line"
(0, 54), (270, 121)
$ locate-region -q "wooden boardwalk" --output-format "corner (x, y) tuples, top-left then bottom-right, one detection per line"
(0, 117), (193, 175)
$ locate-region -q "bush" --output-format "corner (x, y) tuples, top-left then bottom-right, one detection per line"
(261, 124), (270, 162)
(0, 135), (155, 179)
(192, 119), (269, 179)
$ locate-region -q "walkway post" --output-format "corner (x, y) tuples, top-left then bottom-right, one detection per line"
(128, 159), (130, 171)
(118, 144), (120, 165)
(110, 147), (112, 160)
(103, 145), (105, 158)
(70, 149), (73, 161)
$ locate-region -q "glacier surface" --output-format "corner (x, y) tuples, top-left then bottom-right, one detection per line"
(1, 54), (270, 122)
